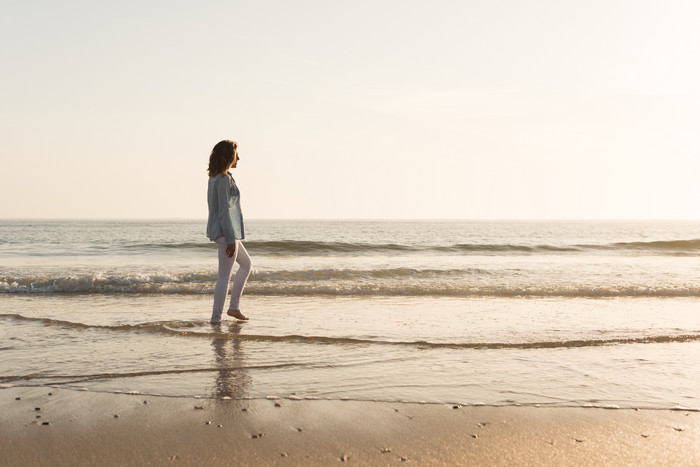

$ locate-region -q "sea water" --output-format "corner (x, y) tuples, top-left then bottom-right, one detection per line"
(1, 220), (698, 409)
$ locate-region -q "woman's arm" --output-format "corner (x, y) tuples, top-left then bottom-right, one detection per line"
(216, 176), (238, 257)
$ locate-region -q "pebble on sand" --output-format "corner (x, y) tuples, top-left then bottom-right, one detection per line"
(15, 397), (21, 400)
(42, 422), (50, 426)
(194, 405), (205, 410)
(35, 407), (41, 411)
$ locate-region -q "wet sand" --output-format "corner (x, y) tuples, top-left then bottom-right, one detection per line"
(1, 387), (698, 466)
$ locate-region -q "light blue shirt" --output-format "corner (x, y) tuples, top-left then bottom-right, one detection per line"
(206, 173), (245, 243)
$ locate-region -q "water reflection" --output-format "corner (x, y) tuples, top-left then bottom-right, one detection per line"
(211, 322), (251, 399)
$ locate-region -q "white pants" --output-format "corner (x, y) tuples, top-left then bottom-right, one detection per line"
(212, 237), (252, 322)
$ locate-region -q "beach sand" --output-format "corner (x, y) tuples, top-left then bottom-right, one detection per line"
(1, 387), (697, 466)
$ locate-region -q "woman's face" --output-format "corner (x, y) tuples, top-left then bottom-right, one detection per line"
(229, 149), (239, 170)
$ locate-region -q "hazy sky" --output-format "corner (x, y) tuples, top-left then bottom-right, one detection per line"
(1, 0), (698, 219)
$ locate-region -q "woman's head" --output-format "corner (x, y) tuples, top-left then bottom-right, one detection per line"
(208, 140), (239, 177)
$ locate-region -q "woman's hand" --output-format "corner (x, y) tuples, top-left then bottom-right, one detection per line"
(225, 243), (238, 258)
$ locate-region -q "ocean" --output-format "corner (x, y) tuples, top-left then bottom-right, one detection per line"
(1, 219), (698, 410)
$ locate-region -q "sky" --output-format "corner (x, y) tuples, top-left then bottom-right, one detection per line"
(1, 0), (698, 219)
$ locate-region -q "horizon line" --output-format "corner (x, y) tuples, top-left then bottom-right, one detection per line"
(1, 217), (699, 222)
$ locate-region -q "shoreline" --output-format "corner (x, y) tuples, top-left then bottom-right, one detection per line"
(2, 387), (698, 466)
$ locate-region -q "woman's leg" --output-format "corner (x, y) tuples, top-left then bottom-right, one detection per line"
(212, 237), (235, 323)
(228, 241), (252, 312)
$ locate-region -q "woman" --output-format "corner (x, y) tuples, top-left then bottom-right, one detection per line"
(206, 140), (252, 324)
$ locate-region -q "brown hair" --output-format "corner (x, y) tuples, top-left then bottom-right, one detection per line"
(207, 140), (237, 177)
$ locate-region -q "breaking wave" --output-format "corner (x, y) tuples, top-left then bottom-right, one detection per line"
(1, 268), (698, 297)
(5, 238), (697, 257)
(181, 238), (700, 256)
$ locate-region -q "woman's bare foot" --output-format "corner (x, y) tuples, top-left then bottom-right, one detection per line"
(226, 309), (249, 321)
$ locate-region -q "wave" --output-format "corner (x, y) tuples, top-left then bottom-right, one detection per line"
(5, 238), (698, 257)
(2, 314), (700, 349)
(1, 269), (698, 297)
(241, 241), (579, 255)
(0, 267), (489, 290)
(228, 239), (700, 255)
(605, 239), (700, 252)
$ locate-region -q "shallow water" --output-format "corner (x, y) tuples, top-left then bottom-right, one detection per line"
(1, 220), (699, 409)
(2, 294), (698, 409)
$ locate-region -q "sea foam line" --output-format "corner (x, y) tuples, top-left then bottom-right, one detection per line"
(2, 267), (699, 297)
(2, 314), (699, 349)
(2, 280), (699, 298)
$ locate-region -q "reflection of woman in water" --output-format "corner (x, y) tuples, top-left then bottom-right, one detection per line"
(206, 140), (253, 324)
(211, 323), (251, 399)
